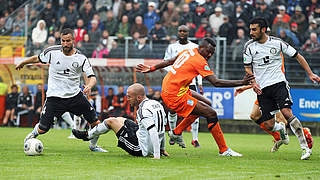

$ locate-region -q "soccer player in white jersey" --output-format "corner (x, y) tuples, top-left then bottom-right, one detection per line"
(164, 25), (202, 148)
(243, 17), (320, 160)
(16, 28), (107, 152)
(72, 83), (169, 159)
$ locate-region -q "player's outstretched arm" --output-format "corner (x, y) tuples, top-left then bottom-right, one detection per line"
(15, 55), (40, 70)
(204, 73), (254, 88)
(296, 53), (320, 84)
(136, 57), (177, 73)
(234, 85), (254, 97)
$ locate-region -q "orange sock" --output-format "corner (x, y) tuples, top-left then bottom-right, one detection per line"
(208, 122), (228, 153)
(173, 115), (198, 135)
(260, 123), (281, 141)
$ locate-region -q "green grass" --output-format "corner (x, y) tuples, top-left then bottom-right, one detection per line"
(0, 127), (319, 180)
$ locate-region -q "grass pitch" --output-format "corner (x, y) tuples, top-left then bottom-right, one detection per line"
(0, 127), (319, 180)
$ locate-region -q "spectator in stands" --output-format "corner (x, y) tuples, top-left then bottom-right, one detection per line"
(235, 0), (253, 21)
(2, 85), (18, 127)
(88, 20), (101, 45)
(231, 28), (248, 61)
(234, 5), (250, 25)
(113, 0), (125, 20)
(103, 87), (115, 119)
(122, 2), (135, 23)
(195, 18), (209, 39)
(12, 12), (24, 31)
(271, 13), (290, 36)
(82, 34), (94, 57)
(74, 19), (87, 45)
(279, 30), (295, 47)
(209, 7), (225, 35)
(273, 5), (291, 25)
(31, 20), (47, 46)
(108, 40), (124, 58)
(103, 10), (118, 36)
(101, 29), (112, 50)
(132, 0), (145, 20)
(219, 16), (234, 45)
(79, 0), (95, 27)
(63, 1), (79, 29)
(179, 4), (194, 26)
(131, 36), (152, 58)
(256, 2), (273, 26)
(130, 16), (148, 37)
(89, 86), (101, 116)
(309, 5), (320, 25)
(287, 0), (301, 16)
(161, 1), (180, 28)
(146, 87), (154, 99)
(148, 21), (167, 40)
(88, 14), (104, 31)
(152, 90), (164, 104)
(54, 31), (61, 44)
(234, 19), (249, 37)
(131, 32), (140, 46)
(304, 20), (320, 42)
(0, 17), (5, 34)
(76, 41), (87, 57)
(56, 16), (68, 33)
(202, 0), (216, 17)
(44, 36), (56, 49)
(290, 6), (308, 34)
(34, 84), (43, 122)
(288, 23), (302, 47)
(166, 18), (179, 37)
(116, 15), (130, 39)
(17, 86), (34, 127)
(217, 0), (234, 18)
(92, 39), (109, 58)
(186, 20), (196, 37)
(112, 86), (127, 117)
(10, 25), (23, 37)
(193, 3), (207, 28)
(3, 10), (14, 32)
(96, 0), (113, 21)
(41, 2), (56, 28)
(144, 2), (160, 32)
(305, 0), (319, 16)
(301, 32), (320, 53)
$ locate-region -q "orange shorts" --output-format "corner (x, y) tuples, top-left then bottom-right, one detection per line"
(254, 99), (259, 105)
(161, 90), (197, 118)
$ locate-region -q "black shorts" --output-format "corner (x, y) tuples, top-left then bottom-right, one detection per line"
(116, 119), (143, 157)
(39, 92), (98, 131)
(257, 81), (293, 122)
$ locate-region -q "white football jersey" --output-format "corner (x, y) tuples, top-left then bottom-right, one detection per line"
(38, 45), (95, 98)
(136, 98), (166, 157)
(243, 36), (297, 89)
(164, 40), (202, 86)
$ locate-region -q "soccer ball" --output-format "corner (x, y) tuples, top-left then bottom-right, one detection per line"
(24, 138), (43, 156)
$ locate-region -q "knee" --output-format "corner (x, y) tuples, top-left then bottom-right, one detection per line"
(105, 118), (117, 127)
(207, 109), (217, 118)
(250, 113), (260, 121)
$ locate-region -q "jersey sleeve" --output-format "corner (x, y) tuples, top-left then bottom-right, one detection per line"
(163, 45), (172, 60)
(82, 58), (95, 77)
(280, 40), (297, 58)
(243, 43), (253, 66)
(38, 49), (51, 64)
(194, 57), (214, 78)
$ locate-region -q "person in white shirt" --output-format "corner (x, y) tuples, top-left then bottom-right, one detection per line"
(164, 25), (203, 148)
(244, 17), (320, 160)
(16, 28), (107, 152)
(72, 83), (169, 159)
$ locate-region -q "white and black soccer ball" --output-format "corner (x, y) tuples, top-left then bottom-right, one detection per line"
(24, 138), (43, 156)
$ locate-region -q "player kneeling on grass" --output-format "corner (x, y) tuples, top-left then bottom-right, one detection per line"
(72, 83), (169, 159)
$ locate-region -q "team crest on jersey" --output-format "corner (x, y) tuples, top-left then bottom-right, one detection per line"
(270, 48), (277, 55)
(72, 62), (79, 68)
(204, 65), (210, 71)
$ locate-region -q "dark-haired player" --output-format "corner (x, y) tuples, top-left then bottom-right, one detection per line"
(137, 37), (254, 156)
(16, 28), (107, 152)
(243, 17), (319, 160)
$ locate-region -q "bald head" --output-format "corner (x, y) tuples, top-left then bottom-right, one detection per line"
(127, 83), (146, 107)
(178, 25), (189, 32)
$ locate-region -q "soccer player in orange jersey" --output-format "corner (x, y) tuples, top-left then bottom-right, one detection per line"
(137, 38), (254, 156)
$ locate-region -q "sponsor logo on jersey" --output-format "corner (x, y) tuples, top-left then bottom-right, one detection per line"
(57, 61), (60, 64)
(72, 62), (79, 68)
(187, 99), (194, 106)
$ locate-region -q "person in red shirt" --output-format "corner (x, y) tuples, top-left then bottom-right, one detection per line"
(137, 37), (254, 156)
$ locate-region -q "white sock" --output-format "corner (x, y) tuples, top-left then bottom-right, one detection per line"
(289, 117), (308, 149)
(31, 123), (40, 137)
(272, 122), (283, 132)
(90, 136), (99, 147)
(61, 112), (73, 128)
(74, 116), (81, 130)
(88, 121), (110, 139)
(191, 118), (199, 141)
(168, 112), (177, 132)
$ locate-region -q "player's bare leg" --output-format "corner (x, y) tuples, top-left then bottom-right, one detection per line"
(171, 90), (242, 156)
(280, 108), (311, 160)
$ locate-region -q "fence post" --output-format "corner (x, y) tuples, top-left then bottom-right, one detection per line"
(24, 4), (28, 56)
(215, 36), (220, 78)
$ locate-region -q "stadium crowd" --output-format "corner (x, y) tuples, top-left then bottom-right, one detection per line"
(1, 0), (320, 59)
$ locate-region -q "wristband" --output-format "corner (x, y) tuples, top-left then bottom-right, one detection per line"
(150, 66), (156, 72)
